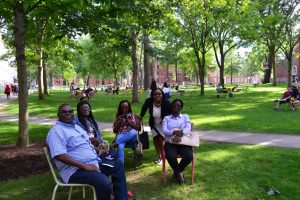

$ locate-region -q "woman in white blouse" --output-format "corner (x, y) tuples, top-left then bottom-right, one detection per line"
(162, 99), (193, 184)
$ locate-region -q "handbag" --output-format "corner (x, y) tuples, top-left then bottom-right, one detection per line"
(170, 132), (200, 147)
(135, 140), (143, 155)
(139, 130), (150, 149)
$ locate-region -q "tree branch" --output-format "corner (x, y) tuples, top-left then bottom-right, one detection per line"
(1, 0), (13, 7)
(25, 0), (43, 15)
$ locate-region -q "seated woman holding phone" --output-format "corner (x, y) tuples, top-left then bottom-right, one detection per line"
(162, 99), (193, 184)
(113, 100), (141, 163)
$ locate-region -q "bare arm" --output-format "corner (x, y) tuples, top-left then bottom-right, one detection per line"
(55, 154), (100, 172)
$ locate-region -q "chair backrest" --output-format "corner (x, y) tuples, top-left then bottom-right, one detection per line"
(43, 147), (64, 184)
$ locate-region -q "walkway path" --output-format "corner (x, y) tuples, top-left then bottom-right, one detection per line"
(1, 94), (300, 149)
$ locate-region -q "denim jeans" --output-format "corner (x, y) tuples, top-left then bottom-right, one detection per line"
(69, 158), (128, 200)
(116, 129), (138, 163)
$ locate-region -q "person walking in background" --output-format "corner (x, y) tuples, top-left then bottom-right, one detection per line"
(140, 88), (171, 165)
(113, 100), (141, 163)
(4, 85), (11, 100)
(70, 83), (75, 97)
(162, 82), (172, 101)
(162, 99), (193, 184)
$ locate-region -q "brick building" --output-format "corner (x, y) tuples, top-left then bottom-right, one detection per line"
(276, 41), (300, 83)
(156, 65), (188, 85)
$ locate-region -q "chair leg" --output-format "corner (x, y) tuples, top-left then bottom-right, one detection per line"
(51, 184), (59, 200)
(68, 186), (73, 200)
(133, 150), (136, 170)
(191, 155), (195, 184)
(82, 186), (86, 200)
(162, 158), (167, 183)
(161, 149), (167, 183)
(91, 186), (97, 200)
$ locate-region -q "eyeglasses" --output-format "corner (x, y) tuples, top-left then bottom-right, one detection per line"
(153, 93), (162, 96)
(173, 104), (182, 109)
(60, 109), (74, 114)
(80, 106), (90, 111)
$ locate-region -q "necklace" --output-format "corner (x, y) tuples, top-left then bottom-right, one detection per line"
(154, 102), (161, 107)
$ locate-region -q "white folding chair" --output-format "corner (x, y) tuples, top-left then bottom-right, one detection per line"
(43, 147), (97, 200)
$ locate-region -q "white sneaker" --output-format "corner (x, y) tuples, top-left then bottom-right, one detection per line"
(155, 159), (162, 165)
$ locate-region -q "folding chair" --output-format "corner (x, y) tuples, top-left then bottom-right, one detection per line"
(43, 147), (97, 200)
(161, 147), (195, 184)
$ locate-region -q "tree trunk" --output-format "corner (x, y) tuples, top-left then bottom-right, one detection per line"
(138, 42), (144, 85)
(271, 49), (276, 86)
(175, 59), (178, 83)
(131, 31), (139, 103)
(14, 2), (29, 148)
(43, 61), (48, 94)
(150, 59), (154, 80)
(219, 54), (225, 87)
(230, 59), (233, 85)
(49, 72), (53, 88)
(143, 33), (150, 90)
(199, 52), (206, 96)
(38, 50), (44, 100)
(286, 50), (293, 87)
(263, 54), (272, 84)
(86, 75), (90, 87)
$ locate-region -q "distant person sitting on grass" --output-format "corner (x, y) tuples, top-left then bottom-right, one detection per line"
(274, 86), (292, 111)
(232, 85), (241, 92)
(175, 84), (185, 96)
(47, 103), (133, 200)
(291, 94), (300, 111)
(216, 84), (233, 97)
(74, 87), (81, 97)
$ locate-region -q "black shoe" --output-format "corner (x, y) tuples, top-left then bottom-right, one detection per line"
(172, 174), (179, 183)
(178, 172), (184, 184)
(135, 154), (143, 161)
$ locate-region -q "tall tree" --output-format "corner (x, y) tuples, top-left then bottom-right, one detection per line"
(279, 0), (299, 86)
(211, 0), (246, 87)
(248, 0), (287, 85)
(173, 0), (214, 95)
(0, 0), (44, 148)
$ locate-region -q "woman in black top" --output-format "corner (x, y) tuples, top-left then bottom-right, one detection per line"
(140, 88), (171, 164)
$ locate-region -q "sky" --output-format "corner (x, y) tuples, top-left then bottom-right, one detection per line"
(0, 34), (16, 85)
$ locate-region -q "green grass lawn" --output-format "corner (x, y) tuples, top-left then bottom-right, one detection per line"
(3, 84), (299, 135)
(1, 86), (300, 200)
(1, 138), (299, 200)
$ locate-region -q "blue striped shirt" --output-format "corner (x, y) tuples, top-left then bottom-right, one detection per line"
(46, 121), (100, 183)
